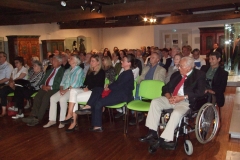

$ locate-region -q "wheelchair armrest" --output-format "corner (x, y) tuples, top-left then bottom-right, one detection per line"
(189, 94), (209, 111)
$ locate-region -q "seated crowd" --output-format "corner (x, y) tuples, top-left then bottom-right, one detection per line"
(0, 45), (228, 152)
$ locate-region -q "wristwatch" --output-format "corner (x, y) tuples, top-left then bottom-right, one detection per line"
(68, 87), (71, 91)
(184, 95), (188, 101)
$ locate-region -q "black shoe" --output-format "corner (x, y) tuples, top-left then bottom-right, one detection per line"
(75, 109), (91, 115)
(65, 124), (78, 133)
(60, 117), (73, 125)
(139, 133), (158, 142)
(114, 112), (124, 119)
(89, 127), (103, 132)
(129, 113), (144, 125)
(148, 138), (164, 153)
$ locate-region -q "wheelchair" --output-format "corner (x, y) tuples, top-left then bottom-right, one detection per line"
(159, 94), (219, 155)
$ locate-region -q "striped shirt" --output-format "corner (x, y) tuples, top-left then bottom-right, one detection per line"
(60, 66), (84, 90)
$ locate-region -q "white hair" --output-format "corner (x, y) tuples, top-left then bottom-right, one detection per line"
(181, 56), (194, 68)
(54, 55), (63, 63)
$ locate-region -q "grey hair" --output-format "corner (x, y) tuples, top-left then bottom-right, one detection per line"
(172, 46), (181, 53)
(0, 51), (7, 57)
(152, 51), (161, 59)
(71, 54), (81, 66)
(32, 60), (43, 70)
(54, 55), (63, 63)
(181, 56), (195, 68)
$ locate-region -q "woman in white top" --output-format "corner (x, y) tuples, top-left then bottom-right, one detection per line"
(0, 56), (28, 117)
(165, 54), (182, 84)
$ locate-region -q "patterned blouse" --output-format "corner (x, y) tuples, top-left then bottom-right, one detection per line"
(104, 66), (116, 84)
(28, 69), (45, 90)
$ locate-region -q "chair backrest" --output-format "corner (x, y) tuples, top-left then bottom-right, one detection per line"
(105, 78), (110, 85)
(133, 81), (137, 96)
(139, 80), (165, 100)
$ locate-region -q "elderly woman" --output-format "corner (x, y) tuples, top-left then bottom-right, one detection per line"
(43, 54), (84, 129)
(0, 56), (28, 117)
(165, 54), (182, 84)
(12, 60), (45, 119)
(61, 54), (105, 132)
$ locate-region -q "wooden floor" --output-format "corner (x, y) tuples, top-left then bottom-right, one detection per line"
(0, 89), (240, 160)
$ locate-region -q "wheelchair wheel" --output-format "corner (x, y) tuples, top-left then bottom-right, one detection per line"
(195, 103), (219, 144)
(184, 140), (193, 155)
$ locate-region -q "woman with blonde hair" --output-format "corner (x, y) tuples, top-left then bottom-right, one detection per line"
(102, 56), (116, 84)
(61, 54), (105, 132)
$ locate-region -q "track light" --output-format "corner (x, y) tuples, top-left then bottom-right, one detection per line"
(81, 0), (87, 11)
(97, 5), (102, 13)
(60, 1), (67, 7)
(89, 1), (95, 12)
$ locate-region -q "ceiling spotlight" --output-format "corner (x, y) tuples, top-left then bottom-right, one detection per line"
(89, 1), (95, 12)
(61, 1), (67, 7)
(143, 17), (148, 22)
(81, 0), (87, 11)
(97, 5), (102, 13)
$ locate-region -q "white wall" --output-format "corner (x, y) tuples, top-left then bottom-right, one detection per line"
(100, 25), (154, 51)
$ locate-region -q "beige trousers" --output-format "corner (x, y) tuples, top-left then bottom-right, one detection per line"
(145, 96), (189, 141)
(49, 90), (70, 122)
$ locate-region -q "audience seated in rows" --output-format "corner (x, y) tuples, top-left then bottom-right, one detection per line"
(0, 56), (27, 117)
(22, 55), (65, 126)
(43, 54), (84, 129)
(76, 54), (135, 132)
(12, 60), (45, 119)
(140, 57), (206, 153)
(61, 54), (105, 132)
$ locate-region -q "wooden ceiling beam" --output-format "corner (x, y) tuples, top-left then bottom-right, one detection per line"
(59, 10), (240, 29)
(0, 0), (59, 13)
(0, 0), (239, 25)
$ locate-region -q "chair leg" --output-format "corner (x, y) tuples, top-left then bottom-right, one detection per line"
(108, 108), (112, 123)
(124, 108), (129, 134)
(111, 109), (115, 123)
(136, 111), (139, 127)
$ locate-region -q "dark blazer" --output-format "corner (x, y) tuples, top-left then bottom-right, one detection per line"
(201, 65), (228, 107)
(162, 68), (206, 109)
(40, 67), (65, 91)
(163, 58), (172, 72)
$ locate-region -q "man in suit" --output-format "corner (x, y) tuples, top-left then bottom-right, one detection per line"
(201, 51), (228, 108)
(139, 56), (206, 153)
(22, 55), (65, 126)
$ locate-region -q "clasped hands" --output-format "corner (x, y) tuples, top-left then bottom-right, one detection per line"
(42, 85), (51, 92)
(165, 93), (184, 104)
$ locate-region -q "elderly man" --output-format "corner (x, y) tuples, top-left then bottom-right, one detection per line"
(139, 57), (206, 153)
(0, 52), (13, 87)
(182, 45), (192, 57)
(22, 55), (65, 126)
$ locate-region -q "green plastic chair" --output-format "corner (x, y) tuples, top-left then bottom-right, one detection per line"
(105, 81), (137, 130)
(31, 92), (38, 98)
(7, 92), (14, 97)
(125, 80), (165, 134)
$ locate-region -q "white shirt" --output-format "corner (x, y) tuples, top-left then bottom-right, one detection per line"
(46, 66), (61, 86)
(0, 61), (13, 83)
(112, 60), (120, 67)
(12, 66), (28, 80)
(119, 67), (139, 80)
(194, 57), (206, 70)
(177, 69), (193, 96)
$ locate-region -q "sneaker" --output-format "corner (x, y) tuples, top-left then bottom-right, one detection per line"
(43, 121), (56, 128)
(114, 112), (124, 119)
(8, 106), (18, 112)
(12, 113), (24, 119)
(58, 123), (65, 129)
